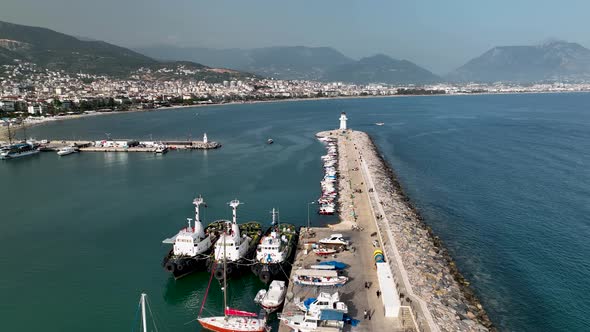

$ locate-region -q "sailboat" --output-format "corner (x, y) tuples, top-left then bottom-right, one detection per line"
(198, 229), (268, 332)
(134, 293), (157, 332)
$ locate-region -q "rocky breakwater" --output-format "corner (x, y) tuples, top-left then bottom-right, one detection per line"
(351, 130), (494, 331)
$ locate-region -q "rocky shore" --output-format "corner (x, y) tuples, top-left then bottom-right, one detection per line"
(318, 129), (495, 332)
(356, 130), (494, 331)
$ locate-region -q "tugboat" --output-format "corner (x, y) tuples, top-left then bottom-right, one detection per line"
(162, 196), (219, 279)
(251, 208), (298, 284)
(207, 200), (262, 283)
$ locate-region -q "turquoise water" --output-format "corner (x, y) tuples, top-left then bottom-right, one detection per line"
(1, 94), (589, 331)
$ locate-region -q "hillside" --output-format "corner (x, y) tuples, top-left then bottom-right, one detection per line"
(448, 41), (590, 83)
(136, 45), (354, 80)
(136, 45), (440, 84)
(322, 54), (440, 85)
(0, 20), (254, 82)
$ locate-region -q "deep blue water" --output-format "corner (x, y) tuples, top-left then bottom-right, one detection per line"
(1, 93), (589, 331)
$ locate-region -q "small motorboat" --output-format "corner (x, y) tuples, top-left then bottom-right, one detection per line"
(57, 146), (78, 156)
(295, 291), (348, 314)
(254, 280), (287, 313)
(319, 234), (350, 247)
(375, 122), (385, 126)
(154, 145), (168, 154)
(313, 248), (337, 256)
(292, 269), (348, 287)
(267, 138), (274, 144)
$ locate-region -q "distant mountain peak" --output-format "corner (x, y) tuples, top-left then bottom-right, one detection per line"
(448, 40), (590, 83)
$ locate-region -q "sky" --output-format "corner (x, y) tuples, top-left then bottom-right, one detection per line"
(1, 0), (590, 74)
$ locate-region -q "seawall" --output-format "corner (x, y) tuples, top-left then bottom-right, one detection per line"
(322, 129), (494, 332)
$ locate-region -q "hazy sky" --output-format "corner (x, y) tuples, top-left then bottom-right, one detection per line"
(2, 0), (590, 74)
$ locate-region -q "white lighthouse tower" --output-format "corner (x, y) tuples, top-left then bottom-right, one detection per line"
(339, 112), (348, 130)
(203, 133), (208, 143)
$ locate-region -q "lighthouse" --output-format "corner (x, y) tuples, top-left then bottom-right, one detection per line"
(203, 133), (208, 143)
(339, 112), (348, 130)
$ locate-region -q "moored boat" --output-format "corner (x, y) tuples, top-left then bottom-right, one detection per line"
(254, 280), (287, 312)
(295, 291), (348, 314)
(0, 143), (39, 160)
(280, 309), (344, 332)
(292, 269), (348, 287)
(251, 208), (298, 284)
(161, 196), (219, 279)
(207, 200), (262, 283)
(57, 146), (78, 156)
(198, 228), (268, 332)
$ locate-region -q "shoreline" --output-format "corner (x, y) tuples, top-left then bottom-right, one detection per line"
(2, 90), (589, 142)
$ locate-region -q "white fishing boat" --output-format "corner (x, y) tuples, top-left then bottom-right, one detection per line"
(281, 309), (344, 332)
(57, 146), (77, 156)
(162, 196), (218, 279)
(375, 122), (385, 126)
(295, 292), (348, 314)
(252, 208), (298, 283)
(254, 280), (287, 312)
(293, 269), (348, 287)
(207, 200), (262, 282)
(319, 234), (350, 247)
(154, 144), (168, 154)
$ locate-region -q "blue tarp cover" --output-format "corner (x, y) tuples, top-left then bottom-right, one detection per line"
(319, 261), (347, 270)
(320, 309), (344, 321)
(303, 297), (316, 310)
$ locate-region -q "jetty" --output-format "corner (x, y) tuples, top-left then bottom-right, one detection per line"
(36, 138), (220, 152)
(279, 121), (493, 331)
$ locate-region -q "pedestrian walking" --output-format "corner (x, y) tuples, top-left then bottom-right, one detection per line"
(363, 309), (368, 319)
(376, 290), (381, 298)
(369, 310), (373, 320)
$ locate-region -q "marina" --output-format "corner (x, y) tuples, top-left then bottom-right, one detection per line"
(4, 94), (586, 332)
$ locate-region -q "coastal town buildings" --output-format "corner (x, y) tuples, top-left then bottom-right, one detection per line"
(2, 60), (590, 121)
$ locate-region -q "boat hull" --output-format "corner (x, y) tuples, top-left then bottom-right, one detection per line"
(162, 250), (210, 279)
(198, 316), (266, 332)
(0, 149), (39, 160)
(251, 260), (291, 284)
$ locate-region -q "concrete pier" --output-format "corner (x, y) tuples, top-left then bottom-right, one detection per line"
(279, 129), (493, 332)
(35, 139), (221, 152)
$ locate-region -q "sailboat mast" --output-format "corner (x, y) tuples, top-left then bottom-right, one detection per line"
(140, 293), (147, 332)
(223, 229), (227, 321)
(7, 123), (12, 145)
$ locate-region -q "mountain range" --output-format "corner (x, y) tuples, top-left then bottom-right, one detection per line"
(0, 20), (253, 82)
(447, 41), (590, 83)
(3, 20), (590, 84)
(135, 45), (440, 84)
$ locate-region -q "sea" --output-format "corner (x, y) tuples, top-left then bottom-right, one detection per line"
(0, 93), (589, 331)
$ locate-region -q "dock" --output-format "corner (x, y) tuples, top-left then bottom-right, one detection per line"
(278, 129), (420, 332)
(36, 139), (221, 152)
(280, 128), (493, 332)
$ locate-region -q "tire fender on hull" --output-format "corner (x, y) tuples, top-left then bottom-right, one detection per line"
(260, 270), (271, 284)
(165, 262), (176, 273)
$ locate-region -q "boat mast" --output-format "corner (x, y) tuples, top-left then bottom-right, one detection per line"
(193, 195), (204, 227)
(223, 228), (227, 321)
(140, 293), (147, 332)
(230, 199), (241, 225)
(7, 122), (13, 144)
(271, 208), (276, 226)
